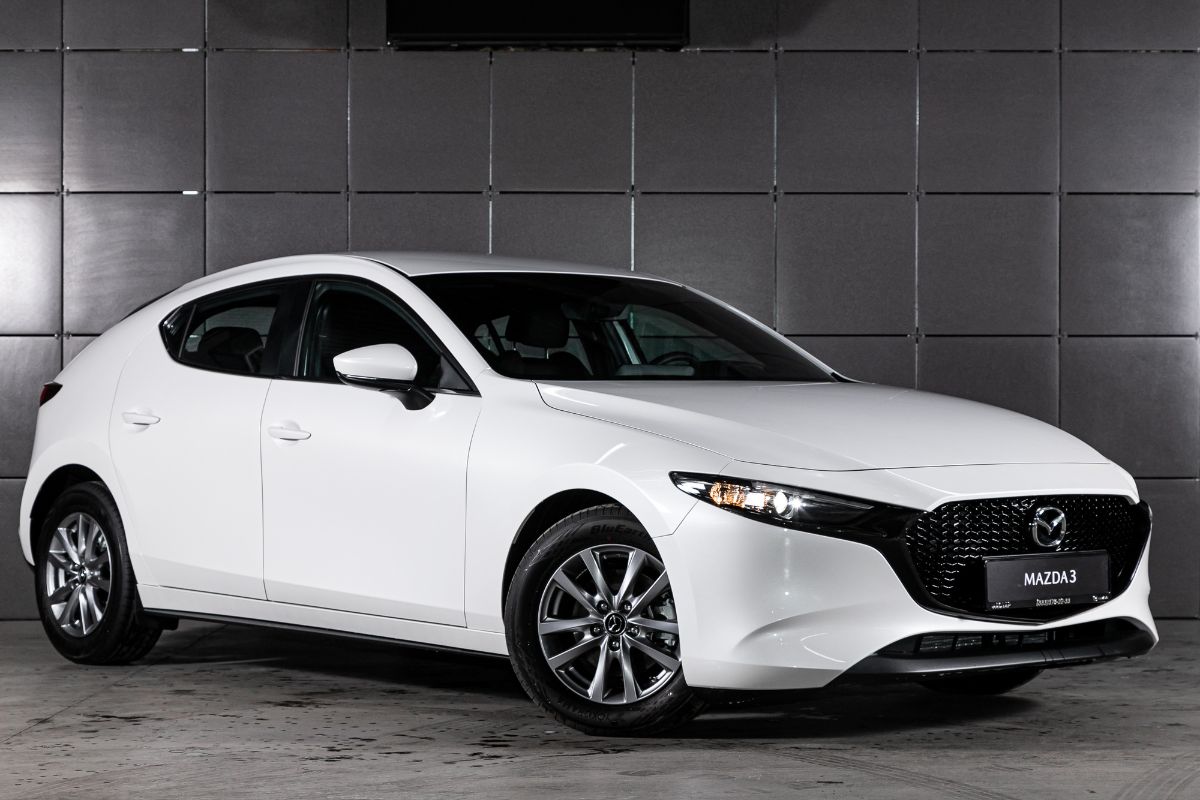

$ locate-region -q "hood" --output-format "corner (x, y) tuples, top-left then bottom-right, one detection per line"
(535, 381), (1108, 472)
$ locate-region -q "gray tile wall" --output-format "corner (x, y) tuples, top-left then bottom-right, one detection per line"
(1, 0), (1197, 619)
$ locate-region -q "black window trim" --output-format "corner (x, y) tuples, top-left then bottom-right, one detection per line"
(159, 277), (309, 380)
(288, 275), (480, 397)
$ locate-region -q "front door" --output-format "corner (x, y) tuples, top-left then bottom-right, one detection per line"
(260, 279), (480, 625)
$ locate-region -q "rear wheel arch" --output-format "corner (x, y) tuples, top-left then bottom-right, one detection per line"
(30, 464), (105, 546)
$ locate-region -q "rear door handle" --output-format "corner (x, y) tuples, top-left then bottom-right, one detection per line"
(268, 424), (311, 441)
(121, 411), (161, 426)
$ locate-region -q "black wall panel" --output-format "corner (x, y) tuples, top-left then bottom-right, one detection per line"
(919, 195), (1058, 335)
(0, 53), (61, 192)
(1062, 54), (1200, 192)
(63, 194), (204, 332)
(63, 0), (205, 49)
(634, 53), (775, 192)
(349, 193), (489, 252)
(778, 194), (916, 335)
(919, 53), (1059, 192)
(493, 52), (631, 192)
(1, 0), (1198, 619)
(206, 193), (348, 273)
(0, 195), (61, 335)
(778, 53), (917, 192)
(350, 52), (490, 191)
(492, 194), (631, 269)
(207, 52), (347, 190)
(920, 0), (1059, 50)
(64, 52), (205, 192)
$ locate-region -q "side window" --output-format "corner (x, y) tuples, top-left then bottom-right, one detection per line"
(299, 281), (469, 391)
(171, 285), (285, 376)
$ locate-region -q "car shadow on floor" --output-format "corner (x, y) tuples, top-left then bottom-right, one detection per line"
(676, 687), (1037, 740)
(149, 622), (1037, 740)
(152, 621), (528, 696)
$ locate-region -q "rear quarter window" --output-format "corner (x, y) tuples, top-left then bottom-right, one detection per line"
(161, 282), (292, 377)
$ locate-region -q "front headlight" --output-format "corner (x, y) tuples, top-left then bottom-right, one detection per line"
(670, 472), (915, 538)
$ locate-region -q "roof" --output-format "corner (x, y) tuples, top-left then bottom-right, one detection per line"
(349, 251), (648, 278)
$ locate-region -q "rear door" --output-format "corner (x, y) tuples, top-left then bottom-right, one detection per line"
(109, 279), (306, 598)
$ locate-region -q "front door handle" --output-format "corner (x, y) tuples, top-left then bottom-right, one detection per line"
(121, 411), (161, 426)
(268, 423), (311, 441)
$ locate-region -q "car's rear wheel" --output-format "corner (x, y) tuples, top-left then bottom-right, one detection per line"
(34, 481), (163, 665)
(504, 504), (705, 735)
(919, 667), (1042, 695)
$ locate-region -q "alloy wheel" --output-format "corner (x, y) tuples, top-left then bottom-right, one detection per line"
(43, 512), (111, 638)
(537, 544), (680, 705)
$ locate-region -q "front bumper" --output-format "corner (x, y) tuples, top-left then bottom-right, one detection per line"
(658, 501), (1157, 691)
(840, 619), (1154, 681)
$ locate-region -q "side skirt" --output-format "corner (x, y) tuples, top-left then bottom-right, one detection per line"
(139, 585), (509, 658)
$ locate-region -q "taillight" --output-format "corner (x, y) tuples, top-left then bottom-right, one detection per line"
(39, 382), (62, 407)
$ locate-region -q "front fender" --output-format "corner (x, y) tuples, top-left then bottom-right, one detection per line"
(462, 374), (728, 632)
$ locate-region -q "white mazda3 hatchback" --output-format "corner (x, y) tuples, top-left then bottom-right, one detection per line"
(19, 252), (1156, 734)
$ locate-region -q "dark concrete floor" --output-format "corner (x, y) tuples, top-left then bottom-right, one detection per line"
(0, 619), (1197, 799)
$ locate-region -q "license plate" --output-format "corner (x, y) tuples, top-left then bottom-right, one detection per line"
(984, 551), (1110, 611)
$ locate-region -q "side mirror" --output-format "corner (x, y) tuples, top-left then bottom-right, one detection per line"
(333, 344), (432, 408)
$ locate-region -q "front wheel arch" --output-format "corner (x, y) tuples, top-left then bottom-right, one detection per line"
(503, 503), (704, 734)
(501, 489), (622, 613)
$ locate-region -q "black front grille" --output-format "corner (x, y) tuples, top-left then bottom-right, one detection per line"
(903, 495), (1151, 621)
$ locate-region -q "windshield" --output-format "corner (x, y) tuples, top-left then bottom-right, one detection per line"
(413, 272), (833, 382)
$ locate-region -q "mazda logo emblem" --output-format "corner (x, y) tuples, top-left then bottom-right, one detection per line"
(1031, 506), (1067, 548)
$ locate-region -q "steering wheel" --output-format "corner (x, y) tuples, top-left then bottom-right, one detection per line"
(649, 351), (698, 367)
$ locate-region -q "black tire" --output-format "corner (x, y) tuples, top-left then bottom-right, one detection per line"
(919, 667), (1042, 696)
(34, 481), (163, 665)
(504, 504), (706, 736)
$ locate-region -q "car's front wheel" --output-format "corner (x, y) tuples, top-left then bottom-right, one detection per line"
(34, 481), (163, 665)
(504, 504), (705, 735)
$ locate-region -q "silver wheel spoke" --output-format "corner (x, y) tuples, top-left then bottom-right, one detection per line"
(538, 616), (594, 635)
(92, 577), (111, 593)
(59, 585), (81, 628)
(48, 582), (74, 604)
(73, 513), (88, 562)
(83, 587), (101, 634)
(78, 586), (92, 633)
(86, 547), (110, 571)
(587, 643), (612, 701)
(83, 516), (101, 562)
(629, 637), (681, 671)
(546, 635), (602, 669)
(619, 643), (639, 703)
(628, 570), (670, 616)
(56, 528), (81, 565)
(552, 569), (598, 614)
(579, 549), (613, 606)
(615, 549), (645, 606)
(629, 616), (678, 635)
(47, 550), (72, 571)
